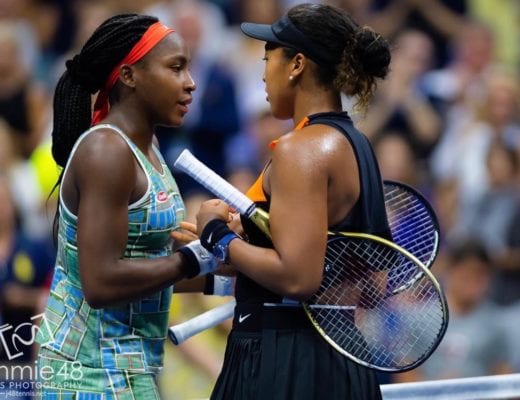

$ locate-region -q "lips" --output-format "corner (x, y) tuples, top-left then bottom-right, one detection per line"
(178, 97), (192, 113)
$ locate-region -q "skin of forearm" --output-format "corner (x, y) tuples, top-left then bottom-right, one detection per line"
(81, 251), (188, 308)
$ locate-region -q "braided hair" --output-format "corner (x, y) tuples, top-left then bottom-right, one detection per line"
(52, 13), (158, 170)
(50, 14), (158, 240)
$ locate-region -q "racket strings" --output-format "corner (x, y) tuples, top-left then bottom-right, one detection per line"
(384, 185), (439, 292)
(307, 237), (446, 371)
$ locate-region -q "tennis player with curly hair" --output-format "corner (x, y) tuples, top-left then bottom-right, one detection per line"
(194, 4), (392, 399)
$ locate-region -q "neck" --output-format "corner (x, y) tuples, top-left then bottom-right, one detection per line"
(104, 103), (155, 151)
(292, 87), (342, 126)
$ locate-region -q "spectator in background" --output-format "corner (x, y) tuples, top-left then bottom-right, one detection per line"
(394, 238), (513, 382)
(468, 0), (520, 70)
(0, 20), (50, 159)
(459, 141), (520, 260)
(222, 0), (283, 123)
(422, 19), (495, 139)
(372, 0), (468, 68)
(373, 131), (422, 187)
(360, 29), (442, 165)
(493, 199), (520, 306)
(0, 118), (56, 241)
(431, 67), (520, 241)
(0, 175), (55, 397)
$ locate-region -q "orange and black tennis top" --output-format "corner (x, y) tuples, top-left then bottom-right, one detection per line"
(237, 111), (391, 304)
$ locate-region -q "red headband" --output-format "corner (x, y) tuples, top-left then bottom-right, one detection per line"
(91, 21), (175, 125)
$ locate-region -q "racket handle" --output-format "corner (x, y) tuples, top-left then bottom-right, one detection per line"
(174, 149), (272, 239)
(174, 150), (254, 216)
(168, 299), (236, 345)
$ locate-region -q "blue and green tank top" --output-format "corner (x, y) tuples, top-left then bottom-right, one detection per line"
(37, 124), (185, 375)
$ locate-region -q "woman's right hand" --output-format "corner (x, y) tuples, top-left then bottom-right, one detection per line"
(196, 199), (232, 237)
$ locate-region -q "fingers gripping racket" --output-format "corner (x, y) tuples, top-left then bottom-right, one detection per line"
(170, 150), (448, 371)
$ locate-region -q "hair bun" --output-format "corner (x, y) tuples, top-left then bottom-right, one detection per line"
(65, 55), (100, 94)
(355, 27), (391, 79)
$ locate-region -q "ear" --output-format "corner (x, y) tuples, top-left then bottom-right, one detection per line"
(289, 53), (306, 80)
(119, 64), (137, 88)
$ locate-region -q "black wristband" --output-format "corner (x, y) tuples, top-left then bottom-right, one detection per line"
(177, 247), (200, 279)
(203, 273), (215, 295)
(200, 219), (233, 252)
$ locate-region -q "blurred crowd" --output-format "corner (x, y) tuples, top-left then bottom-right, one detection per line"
(0, 0), (519, 398)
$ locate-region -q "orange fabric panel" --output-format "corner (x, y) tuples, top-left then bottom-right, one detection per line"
(246, 171), (267, 203)
(246, 116), (310, 202)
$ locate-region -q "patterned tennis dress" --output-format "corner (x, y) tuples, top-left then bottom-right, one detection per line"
(36, 124), (185, 399)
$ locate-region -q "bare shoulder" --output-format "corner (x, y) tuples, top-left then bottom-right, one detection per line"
(71, 127), (136, 186)
(272, 123), (353, 169)
(73, 127), (133, 167)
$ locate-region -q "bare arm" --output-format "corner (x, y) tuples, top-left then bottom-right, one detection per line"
(73, 131), (189, 308)
(197, 128), (331, 300)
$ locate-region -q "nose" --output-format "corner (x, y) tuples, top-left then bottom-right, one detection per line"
(186, 71), (196, 92)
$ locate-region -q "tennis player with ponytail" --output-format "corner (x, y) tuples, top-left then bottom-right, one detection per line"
(192, 4), (392, 400)
(36, 13), (220, 398)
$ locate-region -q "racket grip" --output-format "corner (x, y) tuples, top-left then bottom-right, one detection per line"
(174, 150), (254, 215)
(168, 299), (236, 345)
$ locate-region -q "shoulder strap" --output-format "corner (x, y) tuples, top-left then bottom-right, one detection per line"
(309, 113), (391, 239)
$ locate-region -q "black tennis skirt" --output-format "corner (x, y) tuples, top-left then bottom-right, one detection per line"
(210, 304), (382, 400)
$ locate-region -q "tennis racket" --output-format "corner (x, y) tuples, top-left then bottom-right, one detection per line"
(169, 180), (440, 345)
(171, 149), (448, 372)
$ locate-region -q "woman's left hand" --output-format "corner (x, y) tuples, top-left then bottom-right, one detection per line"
(171, 221), (199, 248)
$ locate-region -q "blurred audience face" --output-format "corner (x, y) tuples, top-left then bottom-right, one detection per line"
(454, 21), (495, 73)
(73, 1), (115, 50)
(374, 133), (418, 185)
(486, 142), (518, 188)
(0, 177), (15, 233)
(173, 2), (204, 54)
(0, 23), (24, 88)
(446, 252), (491, 312)
(484, 70), (520, 126)
(0, 119), (15, 169)
(0, 0), (29, 17)
(391, 29), (433, 80)
(241, 0), (281, 23)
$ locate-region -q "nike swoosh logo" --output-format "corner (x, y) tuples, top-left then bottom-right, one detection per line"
(207, 231), (213, 244)
(238, 313), (251, 323)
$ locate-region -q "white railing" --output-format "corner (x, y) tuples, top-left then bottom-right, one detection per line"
(381, 373), (520, 400)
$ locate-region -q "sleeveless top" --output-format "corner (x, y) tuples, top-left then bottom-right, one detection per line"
(237, 112), (390, 304)
(37, 124), (185, 374)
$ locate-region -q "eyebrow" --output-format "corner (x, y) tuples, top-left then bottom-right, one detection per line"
(167, 54), (189, 64)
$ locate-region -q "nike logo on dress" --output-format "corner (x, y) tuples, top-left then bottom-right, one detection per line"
(238, 313), (251, 323)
